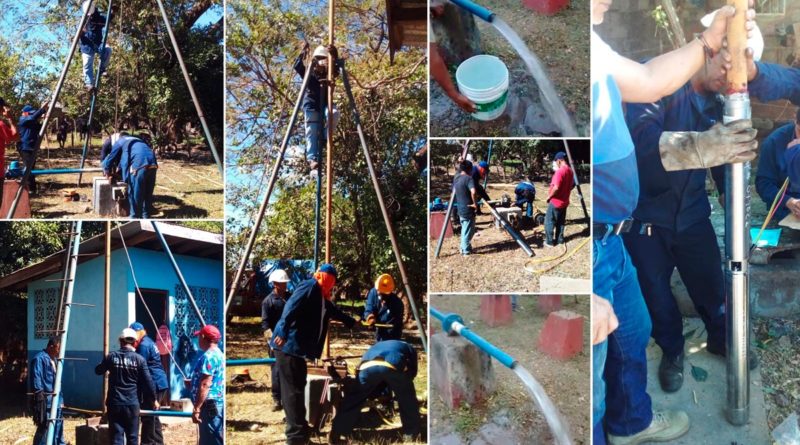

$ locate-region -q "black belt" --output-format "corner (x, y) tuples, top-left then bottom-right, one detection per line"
(593, 219), (634, 239)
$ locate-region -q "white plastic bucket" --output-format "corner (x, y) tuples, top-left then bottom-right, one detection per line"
(455, 55), (509, 121)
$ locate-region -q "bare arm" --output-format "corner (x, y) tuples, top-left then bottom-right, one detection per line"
(430, 42), (476, 113)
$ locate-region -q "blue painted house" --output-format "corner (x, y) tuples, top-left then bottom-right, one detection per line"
(0, 221), (224, 410)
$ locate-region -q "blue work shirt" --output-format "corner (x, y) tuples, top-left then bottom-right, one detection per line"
(294, 54), (327, 113)
(361, 340), (418, 378)
(271, 278), (356, 359)
(30, 350), (56, 404)
(95, 346), (156, 406)
(136, 336), (169, 392)
(591, 30), (638, 224)
(515, 182), (536, 206)
(80, 9), (108, 54)
(757, 123), (800, 221)
(363, 288), (404, 341)
(18, 108), (46, 152)
(100, 137), (113, 163)
(191, 345), (224, 403)
(101, 136), (157, 182)
(627, 61), (800, 231)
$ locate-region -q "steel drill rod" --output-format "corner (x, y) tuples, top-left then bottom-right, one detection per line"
(224, 63), (315, 315)
(7, 2), (95, 219)
(563, 140), (590, 229)
(151, 221), (206, 326)
(341, 65), (427, 352)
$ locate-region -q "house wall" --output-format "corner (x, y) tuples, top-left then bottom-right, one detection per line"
(27, 247), (223, 409)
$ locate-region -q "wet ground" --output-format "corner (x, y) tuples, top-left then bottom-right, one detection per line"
(430, 0), (590, 137)
(429, 177), (591, 293)
(429, 295), (590, 444)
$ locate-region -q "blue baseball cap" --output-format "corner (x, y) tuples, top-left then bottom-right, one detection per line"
(479, 161), (489, 169)
(21, 105), (34, 113)
(129, 322), (145, 331)
(554, 152), (567, 161)
(318, 263), (337, 278)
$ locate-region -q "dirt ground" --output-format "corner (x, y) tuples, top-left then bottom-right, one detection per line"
(430, 0), (590, 137)
(429, 176), (591, 293)
(7, 139), (223, 219)
(429, 295), (590, 444)
(0, 398), (198, 444)
(225, 312), (428, 445)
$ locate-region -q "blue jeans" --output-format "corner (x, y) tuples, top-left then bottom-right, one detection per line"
(81, 46), (112, 86)
(545, 203), (567, 245)
(331, 365), (420, 436)
(198, 401), (224, 445)
(34, 405), (66, 445)
(593, 231), (653, 438)
(459, 215), (476, 254)
(108, 404), (140, 445)
(304, 108), (339, 163)
(128, 167), (157, 219)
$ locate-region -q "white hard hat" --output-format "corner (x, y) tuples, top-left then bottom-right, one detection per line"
(701, 10), (763, 62)
(312, 45), (329, 59)
(269, 269), (290, 283)
(119, 328), (137, 341)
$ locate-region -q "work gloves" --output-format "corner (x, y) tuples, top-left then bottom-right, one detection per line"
(659, 119), (758, 171)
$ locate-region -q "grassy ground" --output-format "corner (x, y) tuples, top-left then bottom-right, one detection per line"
(430, 295), (590, 444)
(430, 0), (590, 137)
(225, 313), (428, 445)
(8, 137), (223, 219)
(429, 175), (591, 293)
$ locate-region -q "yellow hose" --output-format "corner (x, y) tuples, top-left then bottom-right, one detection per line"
(524, 235), (591, 275)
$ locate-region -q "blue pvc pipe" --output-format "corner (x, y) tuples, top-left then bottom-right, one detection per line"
(139, 410), (193, 418)
(431, 306), (517, 369)
(227, 358), (275, 366)
(31, 168), (104, 176)
(449, 0), (495, 22)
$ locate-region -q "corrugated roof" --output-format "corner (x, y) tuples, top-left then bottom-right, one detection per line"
(0, 221), (223, 291)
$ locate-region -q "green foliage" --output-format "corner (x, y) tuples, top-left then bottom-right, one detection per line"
(226, 0), (427, 296)
(0, 222), (104, 276)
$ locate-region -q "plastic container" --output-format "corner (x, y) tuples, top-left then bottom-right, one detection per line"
(455, 55), (509, 121)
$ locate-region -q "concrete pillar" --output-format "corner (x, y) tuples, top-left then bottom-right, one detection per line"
(480, 295), (513, 327)
(431, 332), (496, 409)
(538, 310), (584, 359)
(536, 295), (562, 314)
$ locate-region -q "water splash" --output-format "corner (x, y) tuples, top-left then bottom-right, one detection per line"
(491, 17), (577, 137)
(513, 364), (573, 445)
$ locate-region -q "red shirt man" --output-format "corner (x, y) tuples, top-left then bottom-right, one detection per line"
(0, 98), (20, 204)
(549, 152), (574, 208)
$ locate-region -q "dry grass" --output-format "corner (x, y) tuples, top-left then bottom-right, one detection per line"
(430, 295), (591, 444)
(429, 180), (591, 293)
(9, 140), (222, 219)
(225, 315), (428, 445)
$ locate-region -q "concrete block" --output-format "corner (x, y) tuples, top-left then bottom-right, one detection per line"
(430, 210), (453, 239)
(539, 276), (591, 293)
(538, 310), (584, 359)
(169, 398), (193, 412)
(92, 177), (128, 217)
(493, 207), (521, 229)
(536, 295), (562, 314)
(431, 332), (495, 409)
(480, 295), (513, 327)
(75, 423), (109, 445)
(305, 374), (332, 429)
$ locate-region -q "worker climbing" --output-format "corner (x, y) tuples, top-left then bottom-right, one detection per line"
(79, 0), (112, 93)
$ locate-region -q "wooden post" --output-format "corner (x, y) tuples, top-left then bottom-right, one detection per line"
(661, 0), (686, 49)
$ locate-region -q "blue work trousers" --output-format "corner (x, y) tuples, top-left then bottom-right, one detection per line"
(33, 405), (66, 445)
(128, 167), (156, 219)
(108, 404), (140, 445)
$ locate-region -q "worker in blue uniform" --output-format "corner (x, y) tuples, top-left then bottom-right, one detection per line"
(363, 273), (404, 342)
(130, 322), (170, 445)
(271, 263), (357, 445)
(514, 180), (536, 218)
(102, 133), (158, 219)
(31, 337), (66, 445)
(329, 340), (420, 444)
(756, 109), (800, 222)
(17, 102), (47, 194)
(95, 328), (158, 445)
(294, 41), (339, 178)
(623, 48), (799, 393)
(80, 0), (112, 92)
(261, 269), (291, 411)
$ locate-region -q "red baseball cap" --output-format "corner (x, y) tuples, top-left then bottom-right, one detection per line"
(193, 324), (221, 342)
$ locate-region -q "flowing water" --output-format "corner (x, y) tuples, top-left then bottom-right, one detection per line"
(513, 364), (573, 445)
(491, 17), (578, 137)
